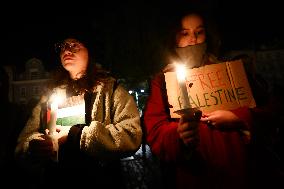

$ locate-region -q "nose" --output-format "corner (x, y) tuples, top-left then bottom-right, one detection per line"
(62, 49), (72, 56)
(187, 33), (198, 45)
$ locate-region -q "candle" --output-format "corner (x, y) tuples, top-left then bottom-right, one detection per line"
(47, 91), (64, 162)
(176, 64), (190, 110)
(48, 101), (58, 134)
(47, 89), (65, 133)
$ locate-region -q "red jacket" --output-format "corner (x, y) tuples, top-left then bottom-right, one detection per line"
(143, 72), (252, 189)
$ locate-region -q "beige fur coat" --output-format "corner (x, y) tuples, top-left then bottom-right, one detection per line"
(15, 77), (142, 161)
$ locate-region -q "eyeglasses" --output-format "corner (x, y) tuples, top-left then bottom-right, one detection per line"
(54, 41), (83, 54)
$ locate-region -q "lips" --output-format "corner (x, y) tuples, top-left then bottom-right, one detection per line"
(63, 55), (74, 61)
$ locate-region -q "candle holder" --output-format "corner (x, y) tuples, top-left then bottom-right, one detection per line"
(174, 107), (202, 121)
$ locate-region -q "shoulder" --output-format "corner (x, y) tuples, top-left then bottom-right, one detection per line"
(162, 63), (176, 73)
(100, 76), (117, 86)
(207, 53), (222, 64)
(149, 71), (165, 86)
(93, 75), (116, 90)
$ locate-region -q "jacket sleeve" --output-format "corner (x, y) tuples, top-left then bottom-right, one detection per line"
(230, 107), (253, 144)
(143, 73), (182, 162)
(78, 84), (142, 160)
(230, 107), (252, 129)
(14, 96), (47, 160)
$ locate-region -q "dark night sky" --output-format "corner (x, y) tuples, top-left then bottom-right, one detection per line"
(3, 1), (283, 74)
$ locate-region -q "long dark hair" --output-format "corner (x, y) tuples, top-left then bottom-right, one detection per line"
(48, 30), (110, 96)
(160, 1), (221, 67)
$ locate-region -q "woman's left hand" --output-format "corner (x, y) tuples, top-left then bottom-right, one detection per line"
(200, 110), (243, 129)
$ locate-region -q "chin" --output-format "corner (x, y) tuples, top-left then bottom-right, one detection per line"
(63, 62), (73, 67)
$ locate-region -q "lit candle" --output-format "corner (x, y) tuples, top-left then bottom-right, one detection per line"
(176, 64), (190, 110)
(48, 101), (58, 134)
(47, 91), (64, 162)
(47, 89), (65, 132)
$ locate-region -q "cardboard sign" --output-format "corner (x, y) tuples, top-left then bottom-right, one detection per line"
(164, 60), (256, 118)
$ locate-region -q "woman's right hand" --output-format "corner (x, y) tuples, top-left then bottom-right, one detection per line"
(29, 135), (57, 161)
(56, 125), (71, 145)
(177, 115), (199, 146)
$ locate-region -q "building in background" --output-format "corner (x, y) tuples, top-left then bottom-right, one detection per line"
(5, 58), (50, 106)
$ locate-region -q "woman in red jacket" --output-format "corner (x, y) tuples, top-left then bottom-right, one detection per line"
(143, 3), (252, 189)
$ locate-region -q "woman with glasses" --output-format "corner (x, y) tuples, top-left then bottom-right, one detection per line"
(15, 30), (142, 188)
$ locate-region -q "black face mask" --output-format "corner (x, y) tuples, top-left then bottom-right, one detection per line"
(175, 42), (208, 68)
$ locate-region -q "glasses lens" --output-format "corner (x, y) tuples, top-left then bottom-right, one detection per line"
(54, 41), (81, 53)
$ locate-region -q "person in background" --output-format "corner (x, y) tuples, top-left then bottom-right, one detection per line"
(15, 30), (142, 188)
(143, 2), (253, 189)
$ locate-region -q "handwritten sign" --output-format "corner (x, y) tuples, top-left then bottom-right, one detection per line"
(164, 60), (256, 118)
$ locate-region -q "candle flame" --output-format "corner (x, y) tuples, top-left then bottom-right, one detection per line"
(50, 91), (65, 106)
(176, 64), (186, 81)
(53, 96), (64, 105)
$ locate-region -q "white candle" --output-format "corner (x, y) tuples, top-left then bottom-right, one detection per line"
(46, 90), (66, 162)
(176, 64), (190, 109)
(47, 89), (65, 133)
(48, 101), (58, 134)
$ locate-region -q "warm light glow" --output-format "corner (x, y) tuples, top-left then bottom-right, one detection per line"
(50, 93), (64, 106)
(176, 64), (187, 81)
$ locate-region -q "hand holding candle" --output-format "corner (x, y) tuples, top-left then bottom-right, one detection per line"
(47, 100), (59, 162)
(46, 90), (65, 162)
(47, 89), (65, 131)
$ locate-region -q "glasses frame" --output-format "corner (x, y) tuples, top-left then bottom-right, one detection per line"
(54, 40), (83, 54)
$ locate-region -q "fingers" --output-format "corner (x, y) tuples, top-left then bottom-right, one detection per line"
(30, 138), (53, 147)
(179, 128), (199, 146)
(200, 116), (210, 123)
(179, 129), (197, 139)
(178, 120), (198, 132)
(29, 138), (58, 160)
(177, 121), (199, 146)
(200, 116), (216, 129)
(203, 111), (213, 117)
(206, 117), (212, 124)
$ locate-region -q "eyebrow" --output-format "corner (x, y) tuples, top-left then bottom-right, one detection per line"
(64, 38), (81, 43)
(181, 25), (205, 30)
(64, 41), (81, 44)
